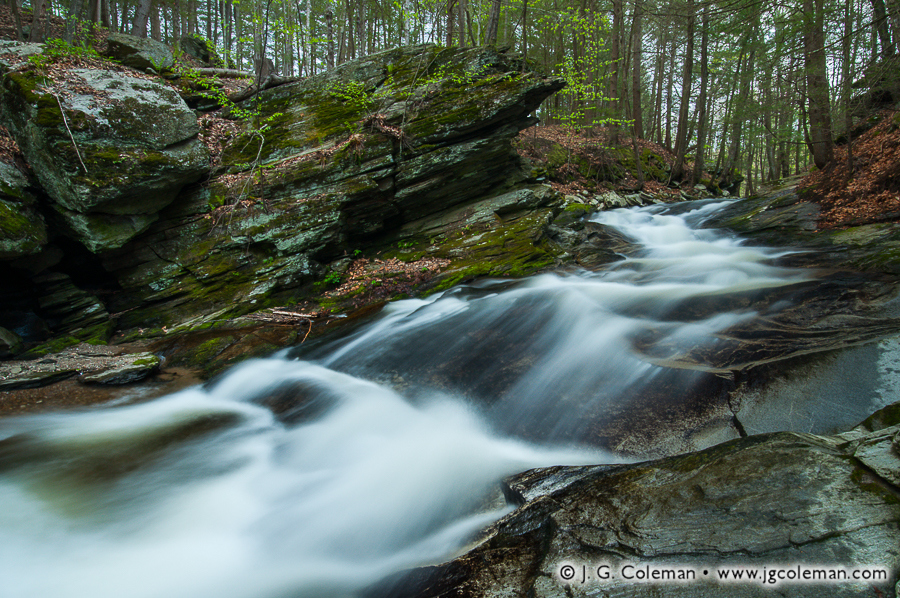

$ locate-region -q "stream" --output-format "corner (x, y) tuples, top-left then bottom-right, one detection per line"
(0, 199), (894, 598)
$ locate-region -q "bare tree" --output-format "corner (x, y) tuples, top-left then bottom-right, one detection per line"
(803, 0), (834, 169)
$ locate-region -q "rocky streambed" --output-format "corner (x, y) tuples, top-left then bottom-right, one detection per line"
(0, 36), (899, 598)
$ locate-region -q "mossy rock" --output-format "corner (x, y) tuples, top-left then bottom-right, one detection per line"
(0, 58), (209, 252)
(0, 197), (47, 259)
(94, 45), (564, 330)
(106, 32), (175, 72)
(177, 34), (224, 68)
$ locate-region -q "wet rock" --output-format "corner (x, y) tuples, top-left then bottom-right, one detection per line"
(78, 352), (160, 384)
(0, 368), (77, 390)
(100, 44), (563, 330)
(105, 32), (175, 72)
(177, 34), (223, 68)
(0, 326), (23, 358)
(0, 49), (208, 252)
(596, 191), (627, 209)
(0, 343), (160, 389)
(370, 410), (900, 598)
(33, 272), (111, 341)
(0, 162), (46, 259)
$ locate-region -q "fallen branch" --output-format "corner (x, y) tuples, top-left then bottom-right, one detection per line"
(227, 74), (302, 103)
(192, 68), (254, 79)
(53, 93), (87, 173)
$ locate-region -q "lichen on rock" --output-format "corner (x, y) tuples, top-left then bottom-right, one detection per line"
(0, 47), (209, 252)
(96, 44), (565, 331)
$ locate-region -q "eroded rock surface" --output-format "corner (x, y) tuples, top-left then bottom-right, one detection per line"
(370, 404), (900, 598)
(101, 44), (564, 330)
(0, 44), (208, 251)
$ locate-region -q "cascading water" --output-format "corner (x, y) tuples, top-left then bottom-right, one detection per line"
(0, 199), (870, 598)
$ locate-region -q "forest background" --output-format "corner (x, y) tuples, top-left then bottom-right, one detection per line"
(2, 0), (899, 200)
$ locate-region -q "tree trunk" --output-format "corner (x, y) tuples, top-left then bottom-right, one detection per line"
(9, 0), (24, 41)
(172, 0), (182, 43)
(803, 0), (834, 169)
(870, 0), (895, 57)
(670, 0), (695, 182)
(691, 6), (709, 186)
(485, 0), (501, 46)
(458, 0), (467, 47)
(346, 0), (356, 59)
(608, 0), (623, 144)
(521, 0), (528, 61)
(886, 0), (900, 46)
(651, 31), (664, 143)
(29, 0), (49, 42)
(307, 0), (314, 75)
(326, 9), (335, 69)
(131, 0), (152, 37)
(150, 5), (161, 40)
(357, 1), (365, 56)
(101, 0), (111, 29)
(223, 0), (233, 67)
(631, 0), (643, 139)
(844, 0), (856, 181)
(664, 33), (674, 151)
(64, 0), (86, 43)
(446, 0), (455, 46)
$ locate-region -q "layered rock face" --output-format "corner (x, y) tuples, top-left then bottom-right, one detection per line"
(0, 42), (564, 340)
(0, 41), (209, 253)
(100, 44), (564, 329)
(370, 403), (900, 598)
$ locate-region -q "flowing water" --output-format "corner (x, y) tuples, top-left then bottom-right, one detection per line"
(0, 199), (878, 598)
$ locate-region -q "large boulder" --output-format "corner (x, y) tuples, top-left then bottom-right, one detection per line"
(105, 32), (175, 72)
(0, 43), (208, 252)
(177, 34), (223, 68)
(0, 161), (46, 259)
(100, 44), (565, 330)
(371, 404), (900, 598)
(0, 326), (23, 358)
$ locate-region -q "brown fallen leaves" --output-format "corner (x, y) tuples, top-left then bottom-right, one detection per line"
(514, 124), (706, 201)
(0, 125), (19, 165)
(328, 257), (451, 308)
(802, 109), (900, 229)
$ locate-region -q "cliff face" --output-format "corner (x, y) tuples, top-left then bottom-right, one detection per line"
(103, 44), (564, 331)
(0, 42), (565, 348)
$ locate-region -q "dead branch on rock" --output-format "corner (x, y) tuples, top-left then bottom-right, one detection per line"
(246, 309), (331, 342)
(192, 68), (254, 79)
(227, 74), (302, 103)
(53, 92), (87, 173)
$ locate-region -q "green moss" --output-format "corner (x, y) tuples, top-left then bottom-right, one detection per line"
(429, 208), (561, 293)
(0, 200), (44, 245)
(850, 463), (900, 505)
(21, 335), (81, 358)
(855, 401), (900, 431)
(131, 357), (160, 367)
(182, 336), (235, 368)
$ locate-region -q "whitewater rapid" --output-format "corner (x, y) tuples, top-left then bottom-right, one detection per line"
(0, 199), (820, 597)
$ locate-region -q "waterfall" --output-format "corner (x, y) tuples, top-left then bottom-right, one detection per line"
(0, 199), (874, 598)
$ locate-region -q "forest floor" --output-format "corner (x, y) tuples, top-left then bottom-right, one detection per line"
(2, 1), (898, 230)
(799, 108), (900, 229)
(514, 124), (697, 201)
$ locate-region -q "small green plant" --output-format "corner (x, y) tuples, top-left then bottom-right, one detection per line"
(328, 80), (375, 112)
(28, 37), (101, 71)
(323, 271), (342, 285)
(397, 240), (416, 249)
